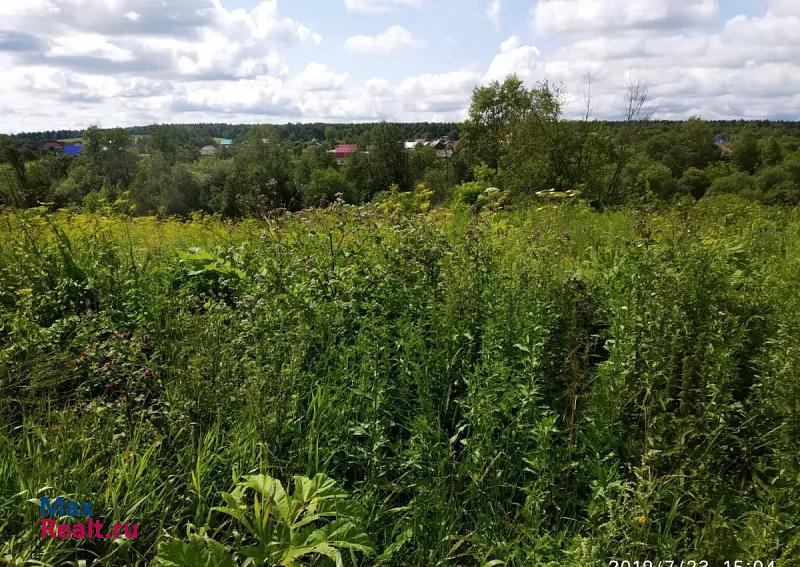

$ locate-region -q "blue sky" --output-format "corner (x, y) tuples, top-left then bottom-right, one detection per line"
(0, 0), (798, 132)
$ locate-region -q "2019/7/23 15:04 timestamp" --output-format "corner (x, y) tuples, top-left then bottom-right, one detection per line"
(609, 561), (777, 567)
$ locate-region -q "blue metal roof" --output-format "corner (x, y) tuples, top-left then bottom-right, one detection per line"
(64, 144), (83, 156)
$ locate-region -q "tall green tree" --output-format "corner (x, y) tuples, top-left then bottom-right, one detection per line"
(682, 117), (721, 169)
(83, 126), (136, 189)
(366, 122), (409, 197)
(461, 75), (533, 170)
(732, 130), (761, 173)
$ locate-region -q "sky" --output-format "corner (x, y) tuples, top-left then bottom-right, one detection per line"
(1, 0), (799, 133)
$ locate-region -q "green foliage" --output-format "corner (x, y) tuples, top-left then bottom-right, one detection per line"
(461, 75), (534, 170)
(453, 164), (497, 206)
(155, 473), (373, 567)
(732, 130), (761, 173)
(678, 167), (711, 199)
(1, 202), (800, 565)
(304, 168), (353, 207)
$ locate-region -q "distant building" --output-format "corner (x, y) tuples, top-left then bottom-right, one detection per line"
(331, 144), (358, 165)
(200, 145), (218, 156)
(213, 138), (234, 146)
(428, 138), (459, 158)
(42, 141), (62, 152)
(63, 143), (83, 156)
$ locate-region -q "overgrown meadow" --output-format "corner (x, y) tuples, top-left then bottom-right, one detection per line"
(1, 197), (799, 566)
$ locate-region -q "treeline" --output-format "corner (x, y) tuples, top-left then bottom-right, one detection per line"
(455, 76), (800, 207)
(7, 122), (459, 156)
(2, 75), (800, 216)
(0, 123), (467, 216)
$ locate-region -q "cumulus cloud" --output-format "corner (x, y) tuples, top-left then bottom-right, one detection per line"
(769, 0), (800, 17)
(398, 70), (480, 114)
(344, 25), (423, 55)
(1, 0), (800, 130)
(292, 62), (350, 91)
(534, 0), (718, 35)
(343, 0), (429, 13)
(485, 36), (542, 82)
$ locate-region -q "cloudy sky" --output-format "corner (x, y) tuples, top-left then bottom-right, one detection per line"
(1, 0), (799, 132)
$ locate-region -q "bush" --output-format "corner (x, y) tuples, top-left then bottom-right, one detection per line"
(678, 167), (711, 199)
(303, 168), (353, 207)
(707, 171), (756, 197)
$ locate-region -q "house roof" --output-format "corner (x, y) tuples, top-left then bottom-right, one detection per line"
(334, 144), (358, 160)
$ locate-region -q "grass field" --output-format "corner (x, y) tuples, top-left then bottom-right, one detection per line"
(1, 197), (799, 566)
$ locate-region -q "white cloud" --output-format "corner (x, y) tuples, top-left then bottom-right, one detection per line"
(46, 33), (135, 62)
(485, 36), (542, 82)
(534, 0), (718, 35)
(292, 62), (350, 91)
(769, 0), (800, 17)
(344, 25), (423, 55)
(342, 0), (429, 13)
(398, 69), (480, 114)
(487, 0), (502, 30)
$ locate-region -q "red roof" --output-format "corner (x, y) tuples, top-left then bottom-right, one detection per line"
(334, 144), (358, 160)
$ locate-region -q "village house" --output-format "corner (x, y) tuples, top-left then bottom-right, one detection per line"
(403, 138), (459, 158)
(330, 144), (358, 166)
(200, 145), (218, 156)
(41, 141), (63, 152)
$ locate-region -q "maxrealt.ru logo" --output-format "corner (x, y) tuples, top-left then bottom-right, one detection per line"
(40, 496), (139, 540)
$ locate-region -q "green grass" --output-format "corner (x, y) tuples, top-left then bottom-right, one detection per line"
(1, 196), (799, 566)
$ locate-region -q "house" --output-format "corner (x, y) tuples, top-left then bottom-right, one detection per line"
(331, 144), (358, 166)
(200, 145), (218, 156)
(214, 138), (234, 146)
(427, 138), (459, 159)
(42, 141), (62, 152)
(63, 143), (83, 156)
(714, 135), (732, 157)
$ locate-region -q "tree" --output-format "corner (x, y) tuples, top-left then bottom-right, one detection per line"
(303, 168), (353, 206)
(606, 79), (651, 202)
(365, 122), (409, 198)
(707, 171), (756, 197)
(678, 167), (711, 199)
(732, 131), (761, 173)
(682, 117), (721, 169)
(83, 126), (136, 190)
(409, 145), (438, 184)
(0, 137), (28, 206)
(461, 75), (534, 169)
(233, 126), (299, 213)
(760, 136), (784, 166)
